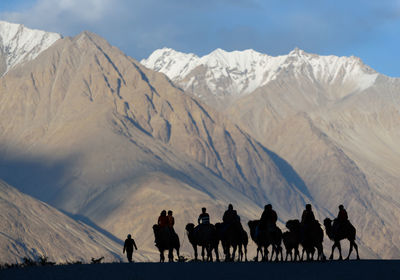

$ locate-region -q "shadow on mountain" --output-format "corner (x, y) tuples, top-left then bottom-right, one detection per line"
(62, 212), (123, 245)
(0, 152), (77, 203)
(262, 147), (313, 201)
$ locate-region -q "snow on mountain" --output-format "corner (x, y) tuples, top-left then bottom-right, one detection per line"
(0, 21), (61, 76)
(141, 47), (378, 101)
(0, 179), (131, 264)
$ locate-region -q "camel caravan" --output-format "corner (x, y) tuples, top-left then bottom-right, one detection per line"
(150, 204), (360, 262)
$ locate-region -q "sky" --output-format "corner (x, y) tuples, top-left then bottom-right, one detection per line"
(0, 0), (399, 77)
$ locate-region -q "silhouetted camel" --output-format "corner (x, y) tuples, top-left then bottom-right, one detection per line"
(185, 223), (219, 262)
(300, 220), (325, 261)
(248, 220), (265, 261)
(152, 224), (180, 262)
(215, 222), (246, 261)
(283, 219), (301, 261)
(248, 220), (283, 262)
(323, 218), (360, 260)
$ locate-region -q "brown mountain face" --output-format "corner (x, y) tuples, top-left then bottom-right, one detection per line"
(217, 68), (400, 258)
(0, 179), (125, 263)
(0, 32), (313, 259)
(142, 47), (400, 258)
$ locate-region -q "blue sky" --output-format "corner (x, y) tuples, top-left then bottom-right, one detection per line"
(0, 0), (399, 77)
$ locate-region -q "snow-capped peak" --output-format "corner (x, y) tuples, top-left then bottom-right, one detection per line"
(142, 47), (378, 97)
(0, 21), (62, 75)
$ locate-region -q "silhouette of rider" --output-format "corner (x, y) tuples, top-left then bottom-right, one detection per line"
(334, 205), (349, 234)
(158, 210), (169, 228)
(198, 207), (210, 225)
(123, 234), (138, 263)
(167, 210), (176, 234)
(301, 204), (316, 225)
(223, 204), (239, 225)
(337, 205), (348, 222)
(259, 204), (277, 232)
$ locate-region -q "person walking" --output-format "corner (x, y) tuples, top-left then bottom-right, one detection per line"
(123, 234), (138, 263)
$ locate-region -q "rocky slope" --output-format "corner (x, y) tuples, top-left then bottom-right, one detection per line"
(0, 179), (129, 264)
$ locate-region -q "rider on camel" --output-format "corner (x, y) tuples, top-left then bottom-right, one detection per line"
(334, 205), (349, 233)
(155, 210), (169, 244)
(198, 207), (210, 225)
(337, 205), (348, 222)
(259, 204), (277, 233)
(158, 210), (169, 228)
(301, 204), (316, 225)
(222, 204), (241, 234)
(167, 210), (176, 234)
(223, 204), (240, 225)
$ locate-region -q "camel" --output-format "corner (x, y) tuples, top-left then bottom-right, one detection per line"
(215, 222), (247, 261)
(185, 223), (219, 262)
(152, 224), (180, 262)
(300, 220), (325, 261)
(248, 220), (283, 262)
(323, 218), (360, 260)
(283, 220), (301, 261)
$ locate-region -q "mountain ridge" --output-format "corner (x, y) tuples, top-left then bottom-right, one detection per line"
(141, 47), (379, 109)
(0, 21), (61, 76)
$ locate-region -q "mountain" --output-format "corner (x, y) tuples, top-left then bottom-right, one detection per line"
(0, 29), (317, 260)
(0, 179), (129, 264)
(0, 21), (61, 77)
(141, 47), (378, 109)
(143, 47), (400, 258)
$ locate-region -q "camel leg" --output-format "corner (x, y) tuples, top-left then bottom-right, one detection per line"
(201, 246), (205, 261)
(214, 246), (220, 262)
(274, 246), (280, 262)
(245, 245), (248, 262)
(232, 245), (237, 262)
(295, 247), (300, 261)
(238, 245), (243, 262)
(207, 245), (213, 262)
(301, 248), (304, 261)
(224, 245), (230, 262)
(193, 245), (198, 261)
(337, 242), (343, 260)
(168, 248), (174, 262)
(354, 241), (360, 260)
(176, 248), (180, 261)
(318, 244), (325, 261)
(346, 241), (353, 260)
(285, 249), (290, 261)
(160, 250), (165, 263)
(329, 243), (336, 260)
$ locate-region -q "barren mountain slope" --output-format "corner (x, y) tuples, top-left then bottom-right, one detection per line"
(0, 32), (313, 258)
(0, 179), (130, 264)
(144, 47), (400, 258)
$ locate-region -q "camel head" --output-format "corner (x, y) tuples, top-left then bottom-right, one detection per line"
(152, 224), (159, 233)
(247, 220), (259, 230)
(323, 218), (332, 228)
(286, 219), (300, 232)
(185, 223), (195, 232)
